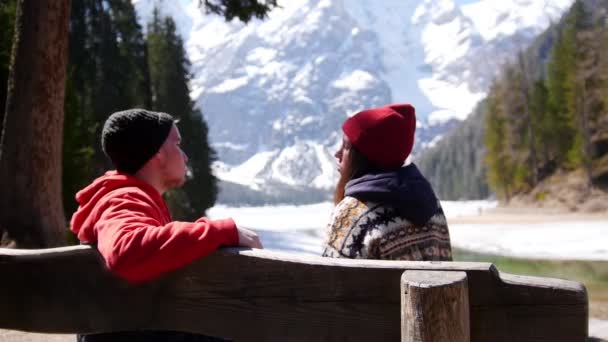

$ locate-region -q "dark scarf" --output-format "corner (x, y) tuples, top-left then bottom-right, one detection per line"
(344, 163), (439, 226)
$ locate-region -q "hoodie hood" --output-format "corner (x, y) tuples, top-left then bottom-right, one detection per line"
(344, 163), (438, 226)
(70, 171), (167, 243)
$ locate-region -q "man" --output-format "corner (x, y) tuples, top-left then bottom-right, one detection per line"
(71, 109), (261, 341)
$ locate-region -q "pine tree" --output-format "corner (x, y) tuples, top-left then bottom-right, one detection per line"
(501, 65), (533, 191)
(416, 101), (490, 200)
(516, 51), (539, 184)
(485, 85), (514, 201)
(572, 0), (607, 190)
(87, 0), (148, 173)
(529, 80), (554, 178)
(546, 2), (580, 168)
(63, 0), (151, 218)
(107, 0), (151, 108)
(147, 12), (218, 220)
(63, 0), (96, 218)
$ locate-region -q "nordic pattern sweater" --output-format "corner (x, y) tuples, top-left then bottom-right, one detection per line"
(322, 164), (452, 261)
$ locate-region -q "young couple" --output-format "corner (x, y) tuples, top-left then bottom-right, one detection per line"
(72, 104), (452, 341)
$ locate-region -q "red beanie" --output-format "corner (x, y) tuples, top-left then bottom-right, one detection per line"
(342, 103), (416, 169)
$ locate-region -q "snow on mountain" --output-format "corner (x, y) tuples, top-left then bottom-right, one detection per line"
(461, 0), (573, 41)
(132, 0), (572, 204)
(414, 0), (573, 122)
(216, 139), (337, 190)
(215, 150), (278, 190)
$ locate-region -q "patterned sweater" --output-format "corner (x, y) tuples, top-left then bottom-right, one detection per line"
(322, 196), (452, 260)
(322, 164), (452, 261)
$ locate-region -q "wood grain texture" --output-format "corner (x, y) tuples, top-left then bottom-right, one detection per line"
(0, 246), (588, 341)
(401, 271), (469, 342)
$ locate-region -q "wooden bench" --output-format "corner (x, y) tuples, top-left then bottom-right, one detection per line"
(0, 246), (588, 341)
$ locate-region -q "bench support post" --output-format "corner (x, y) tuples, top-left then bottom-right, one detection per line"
(401, 270), (470, 342)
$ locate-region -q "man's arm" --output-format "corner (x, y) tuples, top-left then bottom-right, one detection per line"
(94, 192), (248, 282)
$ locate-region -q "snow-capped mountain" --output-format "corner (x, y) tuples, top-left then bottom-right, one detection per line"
(133, 0), (572, 204)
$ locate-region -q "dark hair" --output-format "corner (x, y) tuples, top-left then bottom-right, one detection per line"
(334, 145), (382, 204)
(348, 146), (383, 180)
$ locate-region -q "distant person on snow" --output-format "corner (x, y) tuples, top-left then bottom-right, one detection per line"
(70, 109), (262, 341)
(322, 104), (452, 261)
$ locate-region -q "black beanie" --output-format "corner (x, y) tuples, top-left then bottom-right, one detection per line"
(101, 109), (174, 174)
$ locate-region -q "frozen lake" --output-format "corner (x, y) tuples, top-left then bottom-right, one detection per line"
(208, 200), (608, 260)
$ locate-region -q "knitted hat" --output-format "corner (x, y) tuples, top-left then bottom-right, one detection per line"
(101, 109), (174, 174)
(342, 104), (416, 169)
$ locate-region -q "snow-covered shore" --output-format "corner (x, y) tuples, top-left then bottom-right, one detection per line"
(450, 221), (608, 260)
(208, 200), (608, 260)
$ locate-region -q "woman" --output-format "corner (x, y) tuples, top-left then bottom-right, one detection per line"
(322, 104), (452, 261)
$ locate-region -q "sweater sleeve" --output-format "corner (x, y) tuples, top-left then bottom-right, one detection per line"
(322, 197), (363, 258)
(94, 192), (239, 283)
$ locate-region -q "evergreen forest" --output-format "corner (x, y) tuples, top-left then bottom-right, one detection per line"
(418, 0), (608, 203)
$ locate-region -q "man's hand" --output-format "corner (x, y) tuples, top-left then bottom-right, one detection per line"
(236, 226), (263, 249)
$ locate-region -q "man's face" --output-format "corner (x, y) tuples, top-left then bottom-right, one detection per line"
(158, 124), (188, 190)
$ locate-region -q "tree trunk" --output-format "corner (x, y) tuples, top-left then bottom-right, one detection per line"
(0, 0), (70, 248)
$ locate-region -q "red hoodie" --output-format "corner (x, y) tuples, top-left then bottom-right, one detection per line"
(70, 171), (238, 283)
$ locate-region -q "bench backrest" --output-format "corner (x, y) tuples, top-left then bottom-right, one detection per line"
(0, 246), (588, 341)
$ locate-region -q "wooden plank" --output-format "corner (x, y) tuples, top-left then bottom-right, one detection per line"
(401, 271), (469, 342)
(0, 246), (588, 341)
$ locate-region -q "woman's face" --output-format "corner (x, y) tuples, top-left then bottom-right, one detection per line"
(335, 135), (352, 174)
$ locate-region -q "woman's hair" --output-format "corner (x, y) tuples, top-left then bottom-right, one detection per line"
(333, 144), (380, 204)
